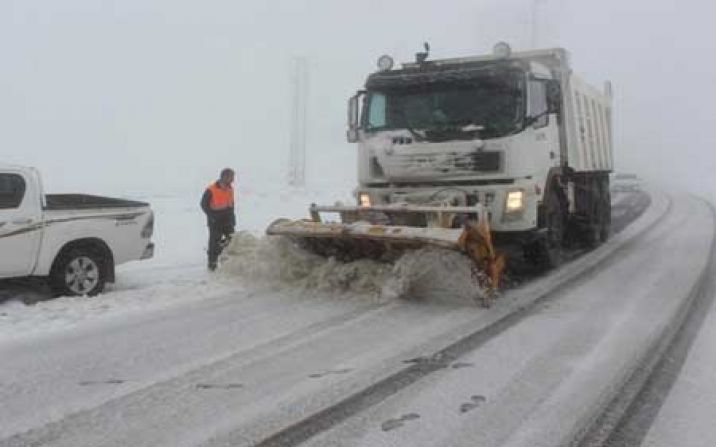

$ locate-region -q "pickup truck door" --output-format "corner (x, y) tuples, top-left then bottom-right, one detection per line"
(0, 171), (43, 278)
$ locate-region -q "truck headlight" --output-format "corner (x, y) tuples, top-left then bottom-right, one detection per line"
(505, 190), (524, 212)
(359, 193), (372, 208)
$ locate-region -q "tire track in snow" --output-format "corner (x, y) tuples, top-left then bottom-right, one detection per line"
(246, 193), (672, 447)
(0, 301), (391, 446)
(0, 193), (656, 446)
(577, 198), (716, 447)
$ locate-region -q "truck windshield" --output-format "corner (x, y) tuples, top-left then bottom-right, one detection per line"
(365, 73), (525, 139)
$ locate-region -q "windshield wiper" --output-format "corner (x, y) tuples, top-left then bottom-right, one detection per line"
(406, 126), (427, 141)
(461, 123), (485, 132)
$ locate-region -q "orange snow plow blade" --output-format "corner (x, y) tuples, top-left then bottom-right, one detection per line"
(266, 203), (505, 298)
(457, 215), (506, 292)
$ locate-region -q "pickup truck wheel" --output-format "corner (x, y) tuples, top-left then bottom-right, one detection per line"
(50, 249), (107, 297)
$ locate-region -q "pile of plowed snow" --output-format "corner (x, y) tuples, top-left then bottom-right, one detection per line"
(220, 232), (487, 305)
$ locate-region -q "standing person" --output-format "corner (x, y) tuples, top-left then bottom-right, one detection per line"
(201, 168), (236, 271)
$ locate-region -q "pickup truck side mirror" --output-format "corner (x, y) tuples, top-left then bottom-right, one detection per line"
(346, 92), (364, 143)
(546, 80), (562, 114)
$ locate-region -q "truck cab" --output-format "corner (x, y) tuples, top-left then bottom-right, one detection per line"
(347, 44), (614, 264)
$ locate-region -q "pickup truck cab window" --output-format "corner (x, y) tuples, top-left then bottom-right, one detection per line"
(0, 174), (26, 209)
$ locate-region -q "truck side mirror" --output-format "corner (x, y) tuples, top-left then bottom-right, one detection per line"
(346, 129), (359, 143)
(346, 93), (361, 143)
(547, 80), (562, 114)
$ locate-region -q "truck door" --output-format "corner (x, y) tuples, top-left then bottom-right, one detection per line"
(528, 78), (561, 168)
(0, 171), (43, 277)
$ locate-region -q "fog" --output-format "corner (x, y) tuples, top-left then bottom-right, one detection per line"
(1, 0), (714, 195)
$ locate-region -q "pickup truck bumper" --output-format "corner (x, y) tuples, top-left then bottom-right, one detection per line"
(141, 242), (155, 260)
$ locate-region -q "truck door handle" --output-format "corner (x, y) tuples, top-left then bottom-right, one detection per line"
(11, 218), (33, 225)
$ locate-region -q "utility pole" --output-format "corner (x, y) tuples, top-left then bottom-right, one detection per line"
(531, 0), (547, 49)
(288, 56), (308, 188)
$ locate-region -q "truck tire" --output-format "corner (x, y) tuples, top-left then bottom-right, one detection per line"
(49, 248), (107, 297)
(600, 180), (611, 242)
(525, 190), (565, 269)
(582, 177), (604, 248)
(544, 190), (566, 267)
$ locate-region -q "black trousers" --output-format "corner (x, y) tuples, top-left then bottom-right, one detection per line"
(208, 224), (234, 266)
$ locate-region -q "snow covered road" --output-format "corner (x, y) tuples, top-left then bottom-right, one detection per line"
(2, 190), (712, 447)
(300, 193), (714, 447)
(640, 283), (716, 447)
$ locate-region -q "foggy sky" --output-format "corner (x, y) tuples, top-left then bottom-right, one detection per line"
(1, 0), (714, 195)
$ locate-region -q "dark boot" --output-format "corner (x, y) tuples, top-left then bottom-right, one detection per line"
(208, 225), (222, 270)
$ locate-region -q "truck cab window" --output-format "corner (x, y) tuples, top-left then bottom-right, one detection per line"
(364, 72), (525, 139)
(529, 80), (549, 128)
(0, 174), (26, 209)
(367, 93), (387, 128)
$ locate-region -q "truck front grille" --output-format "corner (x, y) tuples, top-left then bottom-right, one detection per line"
(454, 151), (501, 172)
(381, 150), (502, 177)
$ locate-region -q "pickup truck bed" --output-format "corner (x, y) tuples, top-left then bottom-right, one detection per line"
(45, 194), (149, 211)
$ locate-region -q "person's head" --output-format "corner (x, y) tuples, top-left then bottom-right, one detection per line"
(219, 168), (235, 186)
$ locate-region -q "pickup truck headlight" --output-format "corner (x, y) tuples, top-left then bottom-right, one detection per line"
(359, 193), (372, 208)
(505, 190), (525, 213)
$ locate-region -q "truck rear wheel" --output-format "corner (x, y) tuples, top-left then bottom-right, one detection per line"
(583, 177), (604, 248)
(579, 175), (611, 248)
(600, 179), (612, 242)
(49, 248), (107, 297)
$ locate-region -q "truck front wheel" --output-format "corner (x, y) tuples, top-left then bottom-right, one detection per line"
(49, 248), (107, 297)
(524, 190), (565, 269)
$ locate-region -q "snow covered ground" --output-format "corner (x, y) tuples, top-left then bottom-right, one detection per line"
(1, 190), (712, 447)
(642, 251), (716, 447)
(0, 180), (354, 343)
(0, 187), (642, 344)
(300, 191), (710, 447)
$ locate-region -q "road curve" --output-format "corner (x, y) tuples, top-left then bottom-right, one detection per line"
(297, 192), (714, 447)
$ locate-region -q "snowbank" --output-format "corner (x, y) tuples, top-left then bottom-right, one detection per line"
(0, 185), (486, 344)
(219, 231), (487, 305)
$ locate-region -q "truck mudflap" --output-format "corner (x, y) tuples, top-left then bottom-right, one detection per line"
(266, 203), (506, 301)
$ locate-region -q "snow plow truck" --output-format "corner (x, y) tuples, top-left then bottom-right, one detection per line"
(268, 43), (614, 294)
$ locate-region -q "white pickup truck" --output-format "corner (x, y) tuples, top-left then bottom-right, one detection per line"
(0, 164), (154, 296)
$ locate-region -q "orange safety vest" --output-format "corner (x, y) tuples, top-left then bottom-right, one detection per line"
(207, 182), (234, 211)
